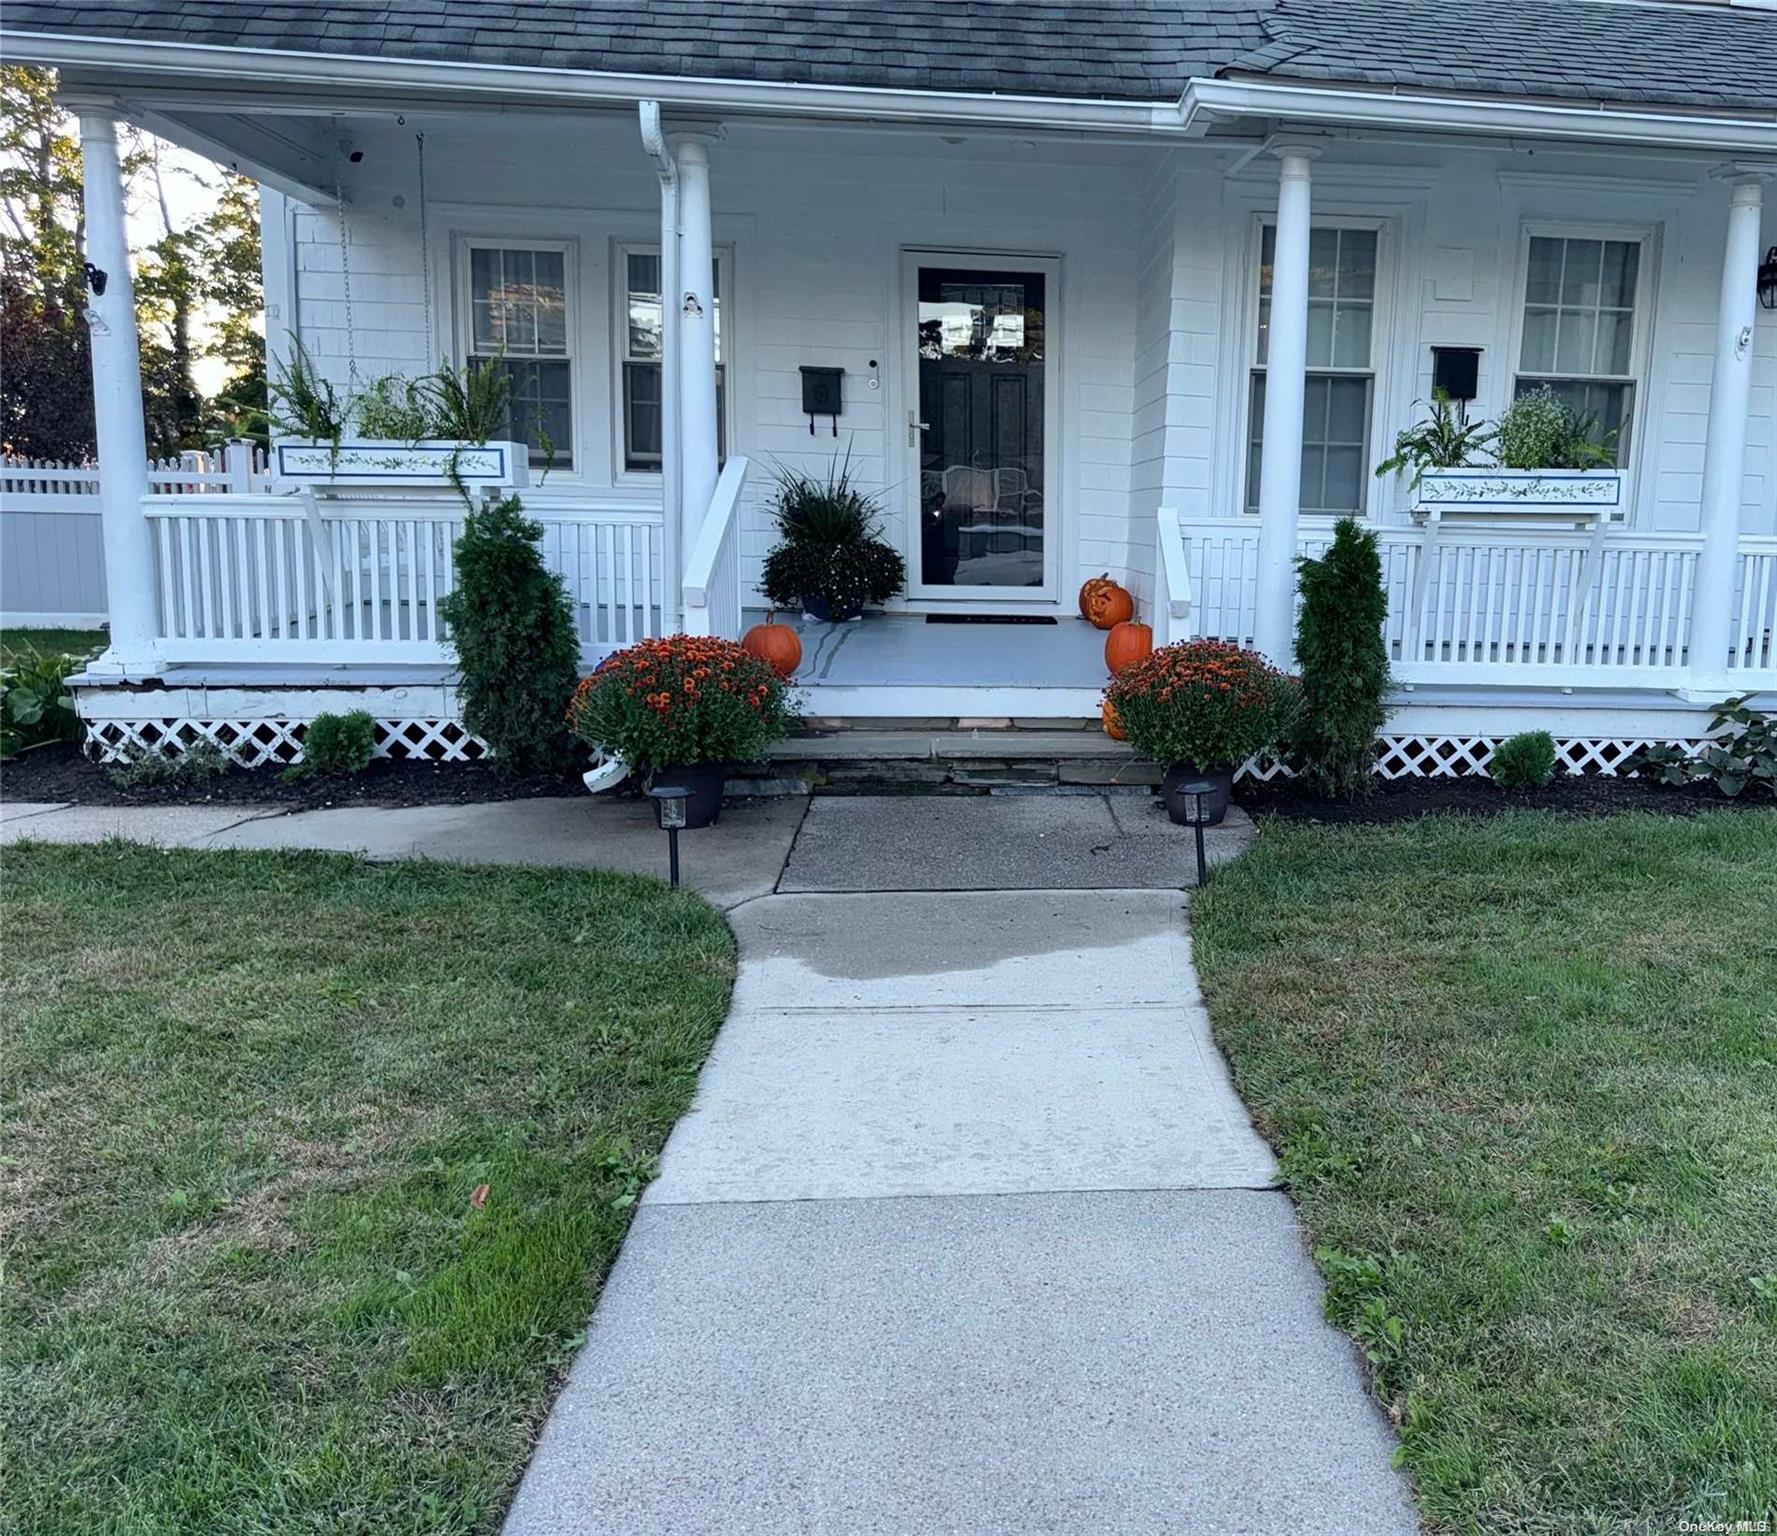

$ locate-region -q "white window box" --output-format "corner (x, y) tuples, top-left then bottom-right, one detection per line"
(271, 439), (531, 491)
(1412, 468), (1621, 523)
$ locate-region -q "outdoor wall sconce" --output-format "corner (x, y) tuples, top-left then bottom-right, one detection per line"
(1759, 246), (1777, 311)
(83, 262), (107, 296)
(647, 783), (689, 888)
(1174, 779), (1217, 887)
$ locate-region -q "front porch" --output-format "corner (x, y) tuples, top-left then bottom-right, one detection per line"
(43, 49), (1777, 775)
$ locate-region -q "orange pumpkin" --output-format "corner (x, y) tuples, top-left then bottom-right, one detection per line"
(1102, 699), (1127, 741)
(1084, 578), (1135, 631)
(1079, 573), (1115, 619)
(742, 615), (803, 679)
(1105, 620), (1153, 678)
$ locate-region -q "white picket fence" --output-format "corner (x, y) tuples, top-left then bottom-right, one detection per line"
(1164, 513), (1777, 688)
(1, 444), (271, 624)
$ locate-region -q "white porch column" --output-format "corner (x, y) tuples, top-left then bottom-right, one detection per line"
(79, 112), (158, 675)
(1688, 165), (1771, 693)
(672, 132), (720, 547)
(1253, 145), (1318, 669)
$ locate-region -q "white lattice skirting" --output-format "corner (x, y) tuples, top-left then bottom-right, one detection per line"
(82, 715), (484, 766)
(1234, 734), (1705, 783)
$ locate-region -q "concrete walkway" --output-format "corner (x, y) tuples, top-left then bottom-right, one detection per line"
(5, 789), (1415, 1530)
(502, 799), (1417, 1534)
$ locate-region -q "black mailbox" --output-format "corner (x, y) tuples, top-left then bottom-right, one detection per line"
(1431, 346), (1481, 402)
(800, 366), (843, 435)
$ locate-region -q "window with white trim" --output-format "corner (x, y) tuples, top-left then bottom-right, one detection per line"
(1246, 223), (1380, 517)
(1514, 233), (1643, 449)
(621, 248), (725, 473)
(466, 242), (573, 469)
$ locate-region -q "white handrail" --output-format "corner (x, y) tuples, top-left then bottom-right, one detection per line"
(682, 454), (748, 637)
(1155, 503), (1194, 644)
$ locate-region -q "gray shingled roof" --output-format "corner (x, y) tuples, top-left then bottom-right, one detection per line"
(1240, 0), (1777, 114)
(3, 0), (1269, 102)
(4, 0), (1773, 115)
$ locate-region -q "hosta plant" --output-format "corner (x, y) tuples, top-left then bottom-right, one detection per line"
(567, 635), (795, 773)
(1, 646), (80, 758)
(1103, 640), (1296, 770)
(1628, 697), (1775, 798)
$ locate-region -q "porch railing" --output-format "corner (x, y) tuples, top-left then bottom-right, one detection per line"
(144, 494), (664, 665)
(1164, 511), (1777, 689)
(681, 455), (748, 641)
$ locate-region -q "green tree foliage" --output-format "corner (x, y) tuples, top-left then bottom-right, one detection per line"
(1293, 517), (1391, 795)
(0, 65), (264, 456)
(436, 496), (582, 773)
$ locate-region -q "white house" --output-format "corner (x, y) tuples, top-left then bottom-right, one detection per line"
(6, 0), (1776, 774)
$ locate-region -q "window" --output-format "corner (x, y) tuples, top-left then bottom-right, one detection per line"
(1246, 224), (1379, 516)
(1515, 234), (1642, 448)
(622, 250), (725, 473)
(467, 243), (572, 468)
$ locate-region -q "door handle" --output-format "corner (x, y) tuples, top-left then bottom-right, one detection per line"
(907, 411), (929, 448)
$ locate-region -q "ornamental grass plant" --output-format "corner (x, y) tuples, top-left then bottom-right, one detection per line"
(567, 635), (795, 772)
(1103, 640), (1296, 770)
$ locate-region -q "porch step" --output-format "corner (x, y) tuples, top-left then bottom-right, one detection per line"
(740, 725), (1161, 793)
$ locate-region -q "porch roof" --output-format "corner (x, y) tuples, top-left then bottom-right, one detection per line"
(6, 0), (1774, 118)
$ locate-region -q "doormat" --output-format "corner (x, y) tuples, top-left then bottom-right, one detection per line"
(924, 614), (1058, 625)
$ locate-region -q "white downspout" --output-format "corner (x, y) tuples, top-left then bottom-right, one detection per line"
(639, 101), (682, 632)
(671, 131), (721, 564)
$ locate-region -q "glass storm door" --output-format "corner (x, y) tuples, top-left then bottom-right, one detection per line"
(908, 258), (1057, 600)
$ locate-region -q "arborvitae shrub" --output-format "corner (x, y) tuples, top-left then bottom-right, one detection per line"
(1293, 516), (1390, 795)
(437, 495), (581, 773)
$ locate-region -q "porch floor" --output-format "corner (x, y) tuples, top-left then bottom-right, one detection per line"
(780, 612), (1108, 690)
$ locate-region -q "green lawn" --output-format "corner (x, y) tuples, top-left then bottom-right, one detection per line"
(0, 626), (106, 665)
(1, 844), (735, 1535)
(1193, 810), (1777, 1535)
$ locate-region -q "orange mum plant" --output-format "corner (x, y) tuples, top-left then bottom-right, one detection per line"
(567, 635), (796, 772)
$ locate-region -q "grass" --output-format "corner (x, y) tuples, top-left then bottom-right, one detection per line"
(0, 627), (106, 666)
(1, 842), (735, 1535)
(1192, 810), (1777, 1535)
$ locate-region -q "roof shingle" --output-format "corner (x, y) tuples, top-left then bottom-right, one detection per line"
(3, 0), (1772, 115)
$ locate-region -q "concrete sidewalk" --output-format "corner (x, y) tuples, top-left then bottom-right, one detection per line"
(500, 804), (1417, 1535)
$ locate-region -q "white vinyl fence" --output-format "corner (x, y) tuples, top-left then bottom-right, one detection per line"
(1, 443), (270, 626)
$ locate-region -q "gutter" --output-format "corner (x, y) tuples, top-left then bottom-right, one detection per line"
(1182, 77), (1777, 154)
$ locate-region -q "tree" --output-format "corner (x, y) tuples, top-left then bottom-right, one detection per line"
(0, 64), (265, 457)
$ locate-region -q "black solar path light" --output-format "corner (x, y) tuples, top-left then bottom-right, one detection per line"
(1174, 779), (1217, 887)
(647, 784), (690, 889)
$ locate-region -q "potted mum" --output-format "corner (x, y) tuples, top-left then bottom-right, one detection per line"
(760, 451), (905, 622)
(1104, 640), (1296, 825)
(566, 635), (795, 827)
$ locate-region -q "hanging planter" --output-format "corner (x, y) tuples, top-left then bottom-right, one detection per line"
(271, 438), (531, 491)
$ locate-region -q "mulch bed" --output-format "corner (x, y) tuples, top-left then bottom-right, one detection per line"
(1, 741), (588, 810)
(3, 740), (1767, 823)
(1237, 771), (1764, 825)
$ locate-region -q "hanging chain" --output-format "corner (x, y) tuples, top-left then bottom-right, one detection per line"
(335, 165), (357, 380)
(416, 132), (434, 367)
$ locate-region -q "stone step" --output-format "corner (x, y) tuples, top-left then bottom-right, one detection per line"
(735, 727), (1163, 794)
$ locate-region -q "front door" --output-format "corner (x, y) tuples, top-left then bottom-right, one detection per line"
(904, 255), (1059, 603)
